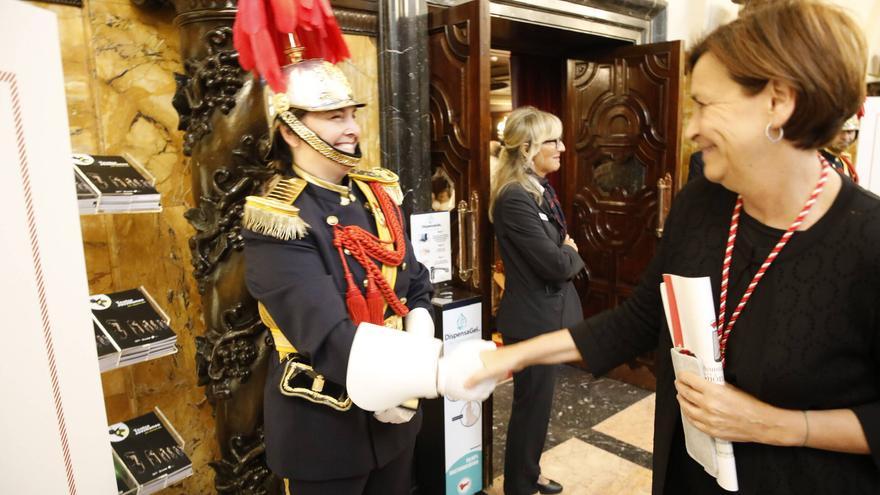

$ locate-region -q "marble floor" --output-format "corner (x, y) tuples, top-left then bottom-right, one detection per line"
(483, 365), (656, 495)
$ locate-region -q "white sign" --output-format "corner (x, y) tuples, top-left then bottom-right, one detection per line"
(410, 211), (453, 283)
(442, 301), (483, 495)
(0, 2), (116, 494)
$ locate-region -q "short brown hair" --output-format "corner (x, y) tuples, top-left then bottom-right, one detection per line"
(688, 1), (867, 149)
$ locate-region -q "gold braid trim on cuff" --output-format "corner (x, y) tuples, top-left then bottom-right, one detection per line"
(278, 111), (362, 168)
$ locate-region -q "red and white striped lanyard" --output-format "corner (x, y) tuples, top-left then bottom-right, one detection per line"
(716, 155), (832, 366)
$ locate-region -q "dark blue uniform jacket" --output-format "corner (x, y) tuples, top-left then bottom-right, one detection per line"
(243, 176), (433, 481)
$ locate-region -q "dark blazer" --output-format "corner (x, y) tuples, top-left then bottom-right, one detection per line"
(571, 177), (880, 494)
(493, 182), (584, 340)
(243, 177), (433, 481)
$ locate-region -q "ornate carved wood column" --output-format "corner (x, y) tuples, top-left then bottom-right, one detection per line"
(170, 1), (278, 493)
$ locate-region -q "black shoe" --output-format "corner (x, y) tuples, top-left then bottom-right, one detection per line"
(536, 478), (563, 494)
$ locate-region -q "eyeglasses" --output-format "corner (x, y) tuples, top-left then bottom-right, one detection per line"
(542, 138), (563, 150)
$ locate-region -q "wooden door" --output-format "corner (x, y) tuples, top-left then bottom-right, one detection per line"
(563, 41), (683, 388)
(428, 0), (491, 297)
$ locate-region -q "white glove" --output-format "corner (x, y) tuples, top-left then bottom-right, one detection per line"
(373, 406), (417, 424)
(347, 323), (442, 411)
(437, 339), (498, 402)
(404, 307), (435, 339)
(375, 307), (434, 423)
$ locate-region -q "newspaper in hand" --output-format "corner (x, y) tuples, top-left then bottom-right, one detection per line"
(660, 274), (739, 492)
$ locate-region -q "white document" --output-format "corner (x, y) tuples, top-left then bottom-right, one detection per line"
(660, 274), (739, 492)
(409, 211), (453, 283)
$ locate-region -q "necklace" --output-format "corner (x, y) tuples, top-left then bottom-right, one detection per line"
(716, 155), (832, 366)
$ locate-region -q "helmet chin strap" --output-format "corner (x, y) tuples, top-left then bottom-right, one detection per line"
(278, 111), (362, 168)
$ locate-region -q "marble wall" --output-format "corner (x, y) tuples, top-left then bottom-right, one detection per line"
(340, 34), (382, 166)
(39, 1), (380, 493)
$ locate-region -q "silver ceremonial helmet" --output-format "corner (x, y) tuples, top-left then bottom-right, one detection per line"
(265, 54), (365, 167)
(841, 114), (860, 132)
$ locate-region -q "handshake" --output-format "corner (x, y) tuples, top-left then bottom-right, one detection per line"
(346, 308), (499, 414)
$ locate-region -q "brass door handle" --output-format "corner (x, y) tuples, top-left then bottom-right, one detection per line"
(457, 199), (472, 281)
(656, 173), (672, 238)
(469, 191), (480, 288)
(456, 191), (480, 286)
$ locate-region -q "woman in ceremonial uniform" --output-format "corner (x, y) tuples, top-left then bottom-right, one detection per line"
(240, 53), (438, 494)
(233, 4), (497, 492)
(242, 54), (440, 493)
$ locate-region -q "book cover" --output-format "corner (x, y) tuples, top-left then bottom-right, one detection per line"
(72, 153), (158, 197)
(109, 411), (191, 487)
(94, 320), (119, 358)
(90, 288), (175, 353)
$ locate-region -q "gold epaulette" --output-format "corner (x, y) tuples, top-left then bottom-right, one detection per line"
(349, 167), (404, 206)
(243, 177), (310, 240)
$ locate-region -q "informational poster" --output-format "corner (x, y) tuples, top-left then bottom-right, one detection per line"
(410, 211), (453, 283)
(441, 301), (483, 495)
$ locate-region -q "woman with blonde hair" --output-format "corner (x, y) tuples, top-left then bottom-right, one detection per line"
(490, 106), (585, 494)
(471, 2), (880, 494)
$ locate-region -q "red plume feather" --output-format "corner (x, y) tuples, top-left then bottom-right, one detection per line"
(233, 0), (350, 93)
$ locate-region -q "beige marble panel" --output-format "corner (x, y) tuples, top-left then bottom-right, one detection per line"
(593, 393), (656, 453)
(45, 1), (218, 491)
(35, 2), (101, 152)
(87, 0), (189, 207)
(79, 214), (115, 292)
(339, 34), (381, 168)
(485, 438), (652, 495)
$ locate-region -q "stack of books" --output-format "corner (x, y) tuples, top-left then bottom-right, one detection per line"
(94, 320), (122, 373)
(72, 153), (161, 213)
(90, 287), (177, 371)
(74, 168), (100, 214)
(110, 409), (193, 494)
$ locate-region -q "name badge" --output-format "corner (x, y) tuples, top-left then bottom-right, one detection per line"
(538, 212), (549, 221)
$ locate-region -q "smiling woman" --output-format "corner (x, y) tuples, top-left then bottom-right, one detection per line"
(236, 53), (493, 494)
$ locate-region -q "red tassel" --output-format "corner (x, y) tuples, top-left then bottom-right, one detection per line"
(365, 279), (385, 325)
(345, 274), (369, 326)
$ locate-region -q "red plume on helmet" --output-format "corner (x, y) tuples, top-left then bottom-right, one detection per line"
(232, 0), (351, 93)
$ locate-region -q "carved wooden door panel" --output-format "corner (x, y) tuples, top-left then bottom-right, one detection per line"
(563, 42), (683, 381)
(425, 0), (494, 486)
(428, 0), (491, 295)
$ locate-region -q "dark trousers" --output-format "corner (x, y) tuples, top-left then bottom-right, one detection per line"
(284, 443), (414, 495)
(503, 346), (557, 495)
